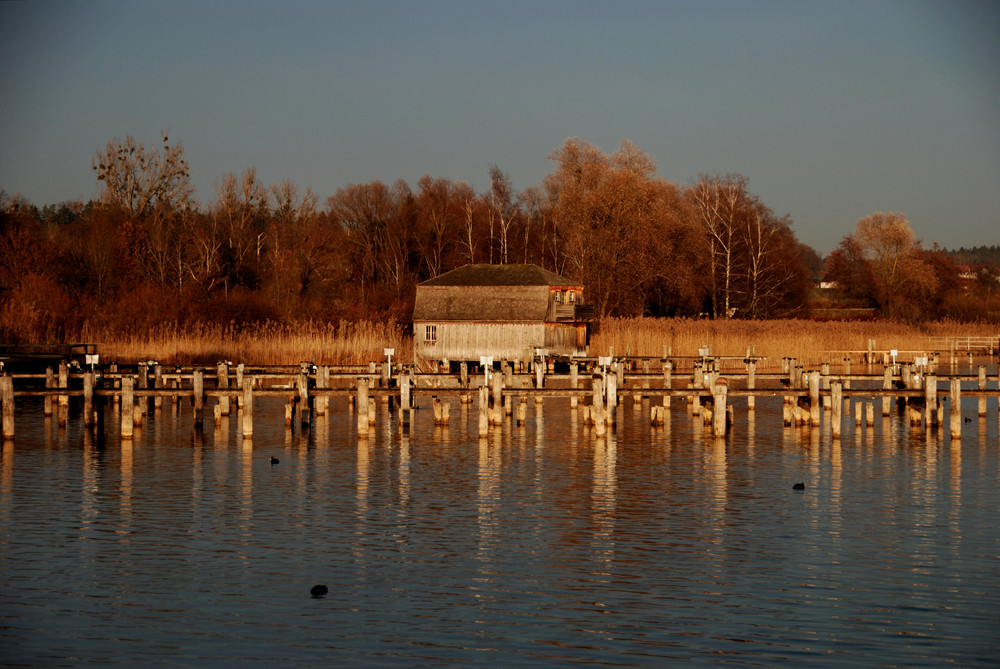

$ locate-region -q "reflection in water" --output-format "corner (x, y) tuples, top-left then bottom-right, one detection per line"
(0, 393), (997, 666)
(119, 440), (133, 538)
(477, 437), (500, 572)
(592, 432), (616, 565)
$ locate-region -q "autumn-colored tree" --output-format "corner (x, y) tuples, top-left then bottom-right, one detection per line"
(544, 138), (692, 317)
(92, 133), (193, 285)
(214, 168), (269, 291)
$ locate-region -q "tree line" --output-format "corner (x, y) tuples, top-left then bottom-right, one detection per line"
(1, 134), (997, 343)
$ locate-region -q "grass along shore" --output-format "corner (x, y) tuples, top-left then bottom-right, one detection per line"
(88, 318), (998, 370)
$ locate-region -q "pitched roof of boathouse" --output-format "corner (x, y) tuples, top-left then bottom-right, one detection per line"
(413, 264), (582, 322)
(418, 263), (581, 288)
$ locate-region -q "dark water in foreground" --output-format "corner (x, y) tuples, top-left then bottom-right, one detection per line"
(1, 393), (998, 666)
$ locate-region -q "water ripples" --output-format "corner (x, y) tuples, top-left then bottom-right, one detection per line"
(1, 395), (998, 665)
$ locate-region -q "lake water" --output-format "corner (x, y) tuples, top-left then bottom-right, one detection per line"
(1, 390), (998, 666)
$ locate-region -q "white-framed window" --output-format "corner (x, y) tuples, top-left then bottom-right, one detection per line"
(567, 290), (576, 303)
(425, 325), (437, 344)
(553, 290), (562, 304)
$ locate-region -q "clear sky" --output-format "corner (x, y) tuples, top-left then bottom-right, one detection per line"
(1, 0), (998, 255)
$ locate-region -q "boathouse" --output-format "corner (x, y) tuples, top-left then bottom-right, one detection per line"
(412, 264), (592, 371)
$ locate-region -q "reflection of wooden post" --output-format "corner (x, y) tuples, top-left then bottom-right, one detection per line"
(950, 377), (961, 439)
(1, 376), (14, 439)
(121, 377), (134, 438)
(831, 382), (842, 438)
(357, 376), (369, 436)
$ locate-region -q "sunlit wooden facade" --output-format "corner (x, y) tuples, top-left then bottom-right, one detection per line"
(412, 264), (592, 371)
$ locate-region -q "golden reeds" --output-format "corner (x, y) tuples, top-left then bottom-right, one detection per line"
(590, 318), (998, 370)
(88, 320), (411, 366)
(88, 316), (995, 370)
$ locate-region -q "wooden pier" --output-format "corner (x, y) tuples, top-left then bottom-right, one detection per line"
(1, 354), (998, 442)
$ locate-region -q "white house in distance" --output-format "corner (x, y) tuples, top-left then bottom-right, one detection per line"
(411, 264), (593, 371)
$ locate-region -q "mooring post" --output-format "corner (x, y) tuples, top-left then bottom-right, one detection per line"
(882, 366), (892, 417)
(925, 374), (938, 428)
(241, 377), (253, 438)
(478, 386), (489, 437)
(193, 370), (204, 423)
(712, 382), (728, 437)
(854, 399), (862, 426)
(663, 360), (673, 408)
(460, 361), (468, 388)
(950, 377), (962, 439)
(809, 371), (821, 426)
(978, 365), (987, 417)
(593, 374), (606, 437)
(314, 366), (329, 416)
(843, 356), (852, 389)
(1, 376), (14, 439)
(606, 370), (617, 424)
(570, 362), (579, 389)
(357, 376), (369, 436)
(831, 382), (843, 438)
(58, 361), (69, 426)
(217, 362), (230, 416)
(298, 372), (310, 425)
(121, 377), (134, 439)
(83, 372), (95, 426)
(747, 358), (756, 412)
(42, 367), (53, 416)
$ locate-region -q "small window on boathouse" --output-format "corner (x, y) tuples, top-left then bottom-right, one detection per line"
(425, 325), (437, 344)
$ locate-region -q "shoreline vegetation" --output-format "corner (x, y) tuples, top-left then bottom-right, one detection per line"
(87, 318), (998, 370)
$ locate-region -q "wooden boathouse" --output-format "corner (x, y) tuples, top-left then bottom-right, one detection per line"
(411, 264), (593, 372)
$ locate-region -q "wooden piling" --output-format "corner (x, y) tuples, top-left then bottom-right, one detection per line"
(357, 376), (369, 436)
(192, 370), (204, 423)
(882, 366), (892, 416)
(712, 383), (728, 437)
(58, 361), (69, 426)
(516, 398), (527, 425)
(663, 360), (673, 408)
(478, 386), (489, 437)
(1, 376), (14, 439)
(978, 366), (987, 417)
(831, 382), (842, 438)
(950, 377), (961, 439)
(241, 378), (254, 437)
(121, 377), (134, 439)
(746, 358), (756, 411)
(44, 367), (54, 416)
(217, 362), (230, 416)
(925, 374), (937, 428)
(298, 372), (310, 425)
(83, 372), (95, 426)
(809, 371), (821, 426)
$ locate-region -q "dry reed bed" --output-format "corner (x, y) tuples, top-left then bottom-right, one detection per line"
(89, 320), (412, 366)
(90, 317), (995, 370)
(590, 318), (998, 370)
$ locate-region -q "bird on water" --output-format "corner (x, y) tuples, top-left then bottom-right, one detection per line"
(270, 456), (279, 464)
(311, 584), (328, 597)
(792, 482), (805, 490)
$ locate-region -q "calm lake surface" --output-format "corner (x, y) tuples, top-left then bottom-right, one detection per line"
(1, 388), (998, 666)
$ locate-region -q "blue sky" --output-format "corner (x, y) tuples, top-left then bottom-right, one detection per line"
(1, 0), (997, 254)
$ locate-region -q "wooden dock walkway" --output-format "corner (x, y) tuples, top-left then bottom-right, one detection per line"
(1, 355), (998, 442)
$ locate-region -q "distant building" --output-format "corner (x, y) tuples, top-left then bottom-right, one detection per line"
(411, 264), (593, 371)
